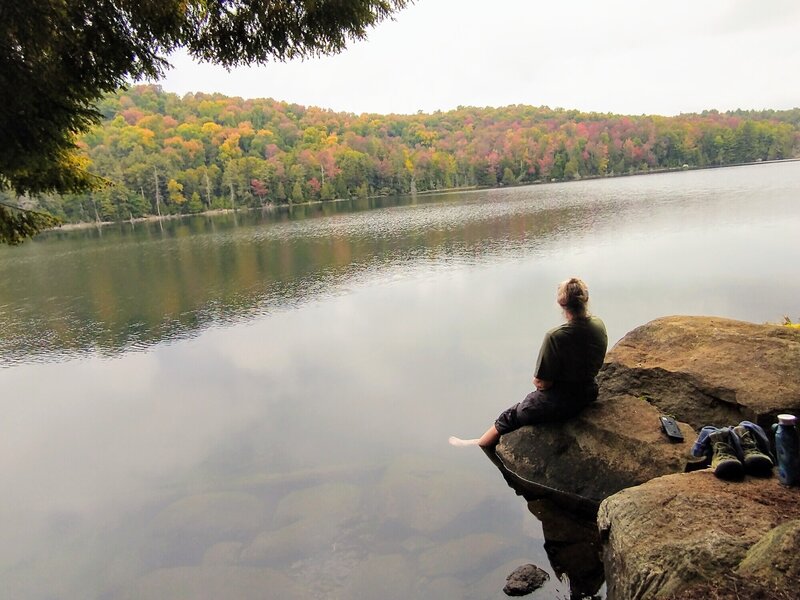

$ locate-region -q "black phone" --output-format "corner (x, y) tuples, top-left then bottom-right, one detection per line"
(659, 415), (684, 442)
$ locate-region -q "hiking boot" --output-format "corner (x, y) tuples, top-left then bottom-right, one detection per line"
(733, 424), (773, 477)
(709, 428), (744, 480)
(685, 455), (711, 473)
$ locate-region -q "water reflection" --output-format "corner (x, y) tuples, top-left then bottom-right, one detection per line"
(2, 162), (800, 599)
(529, 499), (604, 600)
(0, 196), (595, 364)
(4, 163), (800, 367)
(483, 447), (605, 599)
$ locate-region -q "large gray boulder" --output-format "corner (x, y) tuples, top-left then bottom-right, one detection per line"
(494, 396), (693, 502)
(597, 472), (800, 599)
(600, 316), (800, 430)
(495, 316), (800, 502)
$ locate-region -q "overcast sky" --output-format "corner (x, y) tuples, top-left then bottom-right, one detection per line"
(157, 0), (800, 116)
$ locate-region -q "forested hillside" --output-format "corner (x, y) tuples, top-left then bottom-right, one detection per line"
(12, 85), (800, 223)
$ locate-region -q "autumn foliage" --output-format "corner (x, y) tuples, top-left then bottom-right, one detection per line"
(16, 85), (800, 223)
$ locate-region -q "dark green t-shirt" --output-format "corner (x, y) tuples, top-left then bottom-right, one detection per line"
(534, 316), (608, 386)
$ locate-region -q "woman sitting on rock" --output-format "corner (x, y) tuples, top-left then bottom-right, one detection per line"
(450, 277), (608, 448)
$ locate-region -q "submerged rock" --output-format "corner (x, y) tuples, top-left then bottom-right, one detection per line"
(147, 492), (268, 564)
(377, 454), (493, 534)
(336, 554), (416, 600)
(151, 492), (267, 539)
(415, 576), (467, 600)
(273, 482), (362, 526)
(241, 515), (341, 564)
(201, 542), (243, 566)
(417, 533), (514, 578)
(115, 566), (307, 600)
(502, 563), (549, 596)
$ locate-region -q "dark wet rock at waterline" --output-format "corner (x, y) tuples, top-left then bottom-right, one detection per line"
(494, 393), (693, 503)
(495, 316), (800, 502)
(502, 563), (549, 596)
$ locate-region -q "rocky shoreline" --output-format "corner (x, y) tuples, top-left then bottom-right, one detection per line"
(495, 316), (800, 599)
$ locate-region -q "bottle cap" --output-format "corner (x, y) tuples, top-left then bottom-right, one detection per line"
(777, 414), (797, 426)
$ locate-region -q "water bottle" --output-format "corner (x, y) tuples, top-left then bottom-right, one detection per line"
(772, 414), (800, 486)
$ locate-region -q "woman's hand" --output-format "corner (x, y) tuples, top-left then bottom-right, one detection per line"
(533, 377), (553, 391)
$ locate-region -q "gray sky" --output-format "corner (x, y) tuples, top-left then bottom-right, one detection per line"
(157, 0), (800, 116)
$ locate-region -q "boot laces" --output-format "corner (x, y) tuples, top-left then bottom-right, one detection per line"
(712, 440), (737, 460)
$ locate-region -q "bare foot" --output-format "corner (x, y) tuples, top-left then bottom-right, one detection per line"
(448, 436), (480, 447)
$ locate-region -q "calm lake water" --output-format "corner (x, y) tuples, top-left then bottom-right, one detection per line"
(2, 162), (799, 599)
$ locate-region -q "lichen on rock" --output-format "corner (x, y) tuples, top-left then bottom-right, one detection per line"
(598, 473), (800, 599)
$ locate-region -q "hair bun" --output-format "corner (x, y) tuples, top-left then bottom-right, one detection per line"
(558, 278), (589, 316)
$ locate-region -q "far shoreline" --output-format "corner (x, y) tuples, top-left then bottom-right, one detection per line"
(54, 157), (800, 232)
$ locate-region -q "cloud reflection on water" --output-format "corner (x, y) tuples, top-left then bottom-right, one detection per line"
(1, 162), (800, 598)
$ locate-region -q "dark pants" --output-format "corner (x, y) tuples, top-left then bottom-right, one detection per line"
(494, 383), (598, 435)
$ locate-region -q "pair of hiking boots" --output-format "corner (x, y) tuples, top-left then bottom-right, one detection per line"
(691, 422), (774, 481)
